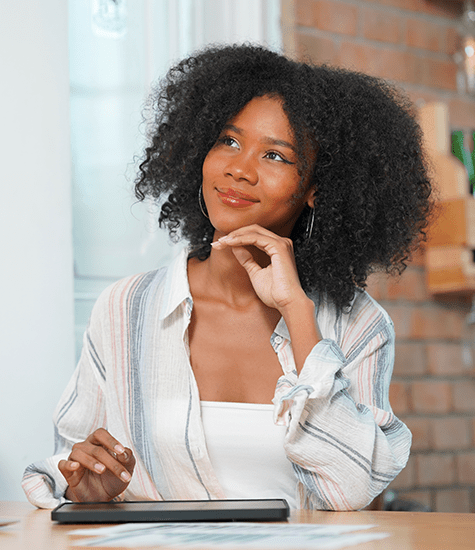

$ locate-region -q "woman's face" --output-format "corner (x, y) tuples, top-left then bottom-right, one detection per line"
(202, 95), (314, 238)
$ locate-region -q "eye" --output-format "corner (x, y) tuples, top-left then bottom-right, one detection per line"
(265, 151), (294, 165)
(217, 135), (239, 148)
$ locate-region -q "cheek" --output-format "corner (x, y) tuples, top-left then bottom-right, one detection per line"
(201, 155), (211, 180)
(267, 172), (303, 205)
(201, 154), (222, 189)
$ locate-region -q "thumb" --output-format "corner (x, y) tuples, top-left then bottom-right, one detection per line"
(58, 459), (84, 488)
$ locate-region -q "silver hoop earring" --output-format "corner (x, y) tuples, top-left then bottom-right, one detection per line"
(199, 186), (209, 219)
(306, 207), (315, 242)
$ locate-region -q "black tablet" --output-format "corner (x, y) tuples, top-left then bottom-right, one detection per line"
(51, 499), (290, 523)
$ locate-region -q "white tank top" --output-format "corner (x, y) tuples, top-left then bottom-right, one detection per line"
(200, 401), (297, 509)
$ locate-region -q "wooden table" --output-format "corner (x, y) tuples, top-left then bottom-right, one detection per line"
(1, 501), (474, 549)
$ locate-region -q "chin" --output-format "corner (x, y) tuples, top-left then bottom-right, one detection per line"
(210, 221), (244, 236)
(208, 212), (254, 234)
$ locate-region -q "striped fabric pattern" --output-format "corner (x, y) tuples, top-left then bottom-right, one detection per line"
(22, 248), (411, 510)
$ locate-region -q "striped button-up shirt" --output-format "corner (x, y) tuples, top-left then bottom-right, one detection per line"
(22, 248), (411, 510)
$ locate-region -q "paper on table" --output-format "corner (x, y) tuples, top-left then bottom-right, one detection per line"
(71, 522), (390, 549)
(0, 518), (20, 530)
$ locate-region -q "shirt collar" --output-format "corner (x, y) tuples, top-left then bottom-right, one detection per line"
(157, 247), (320, 330)
(158, 246), (193, 320)
(274, 316), (290, 341)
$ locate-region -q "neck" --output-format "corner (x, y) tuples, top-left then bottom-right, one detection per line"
(190, 235), (270, 309)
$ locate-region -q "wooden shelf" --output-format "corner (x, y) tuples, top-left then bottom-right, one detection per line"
(426, 246), (475, 294)
(427, 197), (475, 247)
(419, 102), (475, 297)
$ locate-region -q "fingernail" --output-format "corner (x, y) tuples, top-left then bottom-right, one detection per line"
(71, 461), (80, 468)
(122, 451), (128, 460)
(121, 471), (131, 482)
(114, 444), (125, 454)
(95, 463), (105, 473)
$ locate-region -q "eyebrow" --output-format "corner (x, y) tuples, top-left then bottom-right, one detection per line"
(223, 124), (296, 152)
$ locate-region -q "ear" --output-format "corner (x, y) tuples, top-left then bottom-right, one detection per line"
(305, 186), (316, 208)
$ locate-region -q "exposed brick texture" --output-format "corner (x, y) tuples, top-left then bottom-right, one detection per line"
(410, 307), (466, 340)
(364, 0), (463, 19)
(389, 454), (416, 489)
(456, 453), (475, 484)
(298, 33), (338, 64)
(386, 268), (428, 302)
(431, 417), (471, 450)
(295, 0), (475, 512)
(405, 17), (444, 53)
(389, 382), (410, 415)
(393, 342), (427, 377)
(404, 417), (431, 451)
(426, 343), (469, 376)
(296, 1), (359, 35)
(435, 489), (471, 513)
(416, 454), (456, 486)
(411, 381), (452, 414)
(452, 381), (475, 413)
(361, 7), (403, 44)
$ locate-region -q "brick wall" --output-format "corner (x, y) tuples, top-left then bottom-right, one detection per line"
(293, 0), (475, 512)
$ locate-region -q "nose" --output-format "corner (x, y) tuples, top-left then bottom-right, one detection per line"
(225, 151), (258, 184)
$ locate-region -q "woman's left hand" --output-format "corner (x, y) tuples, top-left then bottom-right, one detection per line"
(211, 224), (307, 312)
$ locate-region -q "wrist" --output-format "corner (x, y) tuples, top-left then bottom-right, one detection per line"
(279, 292), (315, 320)
(280, 294), (320, 374)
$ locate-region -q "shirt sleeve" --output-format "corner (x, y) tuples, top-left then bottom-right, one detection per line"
(273, 322), (411, 511)
(21, 315), (108, 509)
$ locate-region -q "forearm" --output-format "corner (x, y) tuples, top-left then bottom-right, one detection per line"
(286, 391), (411, 510)
(274, 319), (410, 510)
(280, 293), (320, 374)
(22, 454), (70, 508)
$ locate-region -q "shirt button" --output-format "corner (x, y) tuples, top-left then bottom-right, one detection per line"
(274, 335), (283, 344)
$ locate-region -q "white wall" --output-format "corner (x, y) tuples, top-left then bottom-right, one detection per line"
(0, 0), (281, 501)
(0, 1), (75, 500)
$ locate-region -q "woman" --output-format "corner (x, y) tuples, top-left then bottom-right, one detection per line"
(22, 44), (432, 510)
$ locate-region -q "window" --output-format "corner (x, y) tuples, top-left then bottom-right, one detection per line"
(70, 0), (282, 359)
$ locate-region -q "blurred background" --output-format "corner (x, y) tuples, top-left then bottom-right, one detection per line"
(1, 0), (475, 512)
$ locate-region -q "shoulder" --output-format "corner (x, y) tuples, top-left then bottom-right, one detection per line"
(100, 268), (167, 306)
(316, 289), (393, 349)
(88, 247), (189, 334)
(88, 267), (169, 328)
(348, 288), (393, 330)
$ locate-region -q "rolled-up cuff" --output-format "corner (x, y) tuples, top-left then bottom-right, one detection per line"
(22, 454), (69, 509)
(273, 339), (346, 434)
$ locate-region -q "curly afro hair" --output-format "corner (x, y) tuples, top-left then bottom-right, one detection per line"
(135, 43), (433, 311)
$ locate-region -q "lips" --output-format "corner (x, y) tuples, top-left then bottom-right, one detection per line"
(216, 187), (259, 207)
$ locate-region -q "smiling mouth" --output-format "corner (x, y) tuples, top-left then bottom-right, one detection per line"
(216, 188), (259, 207)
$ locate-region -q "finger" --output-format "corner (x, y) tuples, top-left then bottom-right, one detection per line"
(69, 444), (131, 483)
(58, 459), (84, 486)
(89, 445), (133, 482)
(212, 224), (279, 249)
(88, 428), (127, 456)
(68, 446), (107, 475)
(58, 459), (80, 476)
(225, 224), (274, 239)
(115, 447), (136, 472)
(231, 247), (262, 278)
(214, 232), (283, 255)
